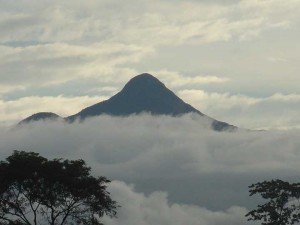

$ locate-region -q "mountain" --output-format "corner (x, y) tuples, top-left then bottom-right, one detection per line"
(66, 73), (235, 131)
(18, 112), (62, 125)
(19, 73), (237, 131)
(67, 73), (203, 120)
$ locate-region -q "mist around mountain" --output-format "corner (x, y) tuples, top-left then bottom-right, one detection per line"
(19, 73), (236, 131)
(18, 112), (62, 125)
(6, 75), (299, 225)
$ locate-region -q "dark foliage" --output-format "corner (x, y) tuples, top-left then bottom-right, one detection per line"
(0, 151), (117, 225)
(246, 179), (300, 225)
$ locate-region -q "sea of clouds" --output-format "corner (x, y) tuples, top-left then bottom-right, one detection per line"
(0, 114), (299, 225)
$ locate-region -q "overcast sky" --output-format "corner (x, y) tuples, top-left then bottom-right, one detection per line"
(1, 2), (300, 223)
(0, 0), (299, 129)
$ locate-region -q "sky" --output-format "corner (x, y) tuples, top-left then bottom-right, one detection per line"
(0, 1), (300, 224)
(0, 0), (299, 129)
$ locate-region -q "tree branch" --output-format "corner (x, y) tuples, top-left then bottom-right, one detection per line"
(8, 186), (32, 225)
(4, 211), (31, 225)
(0, 215), (15, 224)
(59, 200), (83, 225)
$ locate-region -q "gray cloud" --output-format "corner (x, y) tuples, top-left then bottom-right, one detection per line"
(1, 115), (299, 213)
(0, 95), (108, 125)
(0, 43), (152, 91)
(0, 0), (296, 44)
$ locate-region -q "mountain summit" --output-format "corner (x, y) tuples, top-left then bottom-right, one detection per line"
(67, 73), (203, 122)
(19, 73), (236, 131)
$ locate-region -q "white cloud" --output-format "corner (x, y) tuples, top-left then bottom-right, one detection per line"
(102, 181), (251, 225)
(150, 70), (229, 89)
(0, 95), (108, 125)
(178, 90), (300, 129)
(1, 115), (299, 210)
(0, 42), (153, 93)
(1, 0), (297, 45)
(267, 57), (289, 63)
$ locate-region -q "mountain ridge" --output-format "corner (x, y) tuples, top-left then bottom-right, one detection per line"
(18, 73), (236, 131)
(67, 73), (204, 122)
(18, 112), (62, 125)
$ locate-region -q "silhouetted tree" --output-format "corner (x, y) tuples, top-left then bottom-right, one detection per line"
(246, 179), (300, 225)
(0, 151), (117, 225)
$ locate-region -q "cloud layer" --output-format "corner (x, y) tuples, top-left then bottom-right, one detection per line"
(1, 115), (299, 213)
(102, 180), (252, 225)
(179, 90), (300, 129)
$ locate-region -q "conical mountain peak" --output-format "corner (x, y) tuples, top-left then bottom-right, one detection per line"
(66, 73), (201, 120)
(127, 73), (158, 81)
(19, 73), (236, 131)
(121, 73), (166, 95)
(125, 73), (163, 87)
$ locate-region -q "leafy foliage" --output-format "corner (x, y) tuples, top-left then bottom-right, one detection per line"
(0, 151), (117, 225)
(246, 179), (300, 225)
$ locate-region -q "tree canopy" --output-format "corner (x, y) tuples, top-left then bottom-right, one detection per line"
(246, 179), (300, 225)
(0, 151), (117, 225)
